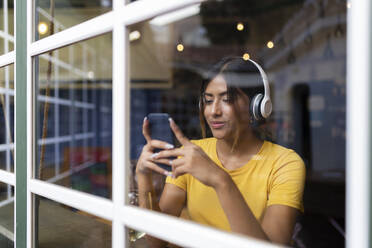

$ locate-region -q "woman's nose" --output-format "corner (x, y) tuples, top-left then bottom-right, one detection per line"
(211, 101), (222, 116)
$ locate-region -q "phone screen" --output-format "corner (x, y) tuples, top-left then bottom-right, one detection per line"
(148, 113), (174, 171)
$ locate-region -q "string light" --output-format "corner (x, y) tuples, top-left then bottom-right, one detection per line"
(87, 71), (94, 79)
(242, 53), (250, 60)
(38, 22), (48, 35)
(177, 44), (184, 52)
(236, 22), (244, 31)
(129, 30), (141, 41)
(267, 41), (274, 49)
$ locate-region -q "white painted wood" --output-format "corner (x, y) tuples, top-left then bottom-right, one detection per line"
(0, 52), (15, 68)
(27, 0), (33, 247)
(30, 12), (114, 57)
(29, 179), (114, 221)
(120, 206), (278, 248)
(113, 0), (127, 246)
(346, 0), (371, 247)
(0, 197), (14, 208)
(29, 0), (204, 57)
(37, 132), (94, 145)
(0, 142), (14, 151)
(0, 169), (15, 185)
(119, 0), (204, 26)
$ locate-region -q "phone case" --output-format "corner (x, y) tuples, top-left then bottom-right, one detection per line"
(148, 113), (174, 171)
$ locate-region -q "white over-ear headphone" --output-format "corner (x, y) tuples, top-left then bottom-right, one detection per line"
(248, 59), (272, 122)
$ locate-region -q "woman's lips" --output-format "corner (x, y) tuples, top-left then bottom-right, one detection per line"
(210, 121), (225, 129)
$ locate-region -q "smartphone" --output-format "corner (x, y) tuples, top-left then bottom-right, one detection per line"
(147, 113), (174, 171)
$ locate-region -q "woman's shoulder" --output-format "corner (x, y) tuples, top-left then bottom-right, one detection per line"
(264, 140), (305, 165)
(263, 142), (306, 182)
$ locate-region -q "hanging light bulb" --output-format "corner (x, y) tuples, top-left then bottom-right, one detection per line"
(236, 22), (244, 31)
(267, 41), (274, 49)
(129, 30), (141, 41)
(177, 44), (184, 52)
(38, 22), (48, 35)
(242, 53), (250, 60)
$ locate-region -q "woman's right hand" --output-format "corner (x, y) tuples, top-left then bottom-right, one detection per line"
(136, 117), (174, 176)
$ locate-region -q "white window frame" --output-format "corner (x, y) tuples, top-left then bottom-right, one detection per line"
(346, 0), (371, 248)
(0, 0), (369, 247)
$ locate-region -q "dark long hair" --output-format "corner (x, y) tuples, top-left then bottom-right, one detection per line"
(199, 56), (272, 147)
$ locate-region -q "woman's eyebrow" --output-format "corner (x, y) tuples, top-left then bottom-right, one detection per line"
(204, 91), (228, 97)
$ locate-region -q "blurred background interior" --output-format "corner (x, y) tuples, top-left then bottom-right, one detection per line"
(0, 0), (346, 247)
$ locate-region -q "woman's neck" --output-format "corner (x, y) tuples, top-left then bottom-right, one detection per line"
(216, 130), (263, 167)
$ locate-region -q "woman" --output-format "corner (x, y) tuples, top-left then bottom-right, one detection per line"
(136, 57), (305, 246)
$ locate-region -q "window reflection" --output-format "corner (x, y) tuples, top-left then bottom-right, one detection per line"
(0, 0), (14, 55)
(35, 0), (112, 41)
(34, 33), (113, 199)
(129, 0), (346, 246)
(0, 182), (14, 247)
(34, 195), (111, 248)
(0, 64), (14, 172)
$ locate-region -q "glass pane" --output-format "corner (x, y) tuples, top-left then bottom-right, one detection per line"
(0, 182), (14, 247)
(128, 0), (346, 246)
(126, 227), (184, 248)
(0, 0), (14, 55)
(126, 227), (155, 248)
(0, 64), (14, 172)
(34, 195), (111, 248)
(34, 33), (112, 199)
(35, 0), (112, 41)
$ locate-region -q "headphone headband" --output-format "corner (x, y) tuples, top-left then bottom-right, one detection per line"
(247, 59), (272, 119)
(247, 59), (270, 102)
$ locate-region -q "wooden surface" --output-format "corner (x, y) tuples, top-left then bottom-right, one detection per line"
(0, 199), (112, 248)
(0, 199), (155, 248)
(37, 199), (112, 248)
(0, 202), (14, 242)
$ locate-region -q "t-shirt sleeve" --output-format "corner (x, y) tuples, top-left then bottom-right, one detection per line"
(165, 174), (187, 191)
(267, 151), (306, 213)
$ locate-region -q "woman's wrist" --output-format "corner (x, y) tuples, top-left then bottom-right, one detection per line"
(136, 169), (153, 183)
(136, 167), (151, 176)
(135, 159), (151, 175)
(213, 170), (233, 193)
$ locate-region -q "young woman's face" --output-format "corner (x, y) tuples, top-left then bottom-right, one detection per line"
(203, 75), (250, 141)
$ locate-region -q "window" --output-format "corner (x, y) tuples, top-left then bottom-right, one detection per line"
(0, 0), (369, 247)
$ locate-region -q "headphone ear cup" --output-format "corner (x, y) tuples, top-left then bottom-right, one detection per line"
(250, 94), (264, 122)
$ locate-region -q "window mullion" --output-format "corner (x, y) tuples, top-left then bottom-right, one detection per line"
(113, 0), (127, 246)
(15, 0), (28, 247)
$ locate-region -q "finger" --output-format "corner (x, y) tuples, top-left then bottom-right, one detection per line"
(142, 117), (151, 143)
(149, 140), (174, 150)
(170, 158), (185, 179)
(151, 158), (173, 166)
(170, 157), (185, 169)
(144, 161), (172, 177)
(173, 165), (189, 178)
(155, 148), (184, 159)
(169, 118), (191, 146)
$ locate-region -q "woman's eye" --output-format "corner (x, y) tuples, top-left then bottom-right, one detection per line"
(222, 98), (229, 103)
(204, 99), (213, 104)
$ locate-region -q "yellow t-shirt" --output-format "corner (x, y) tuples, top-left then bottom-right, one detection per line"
(166, 138), (306, 231)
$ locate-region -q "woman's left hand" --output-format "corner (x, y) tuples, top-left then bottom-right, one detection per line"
(153, 118), (229, 189)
